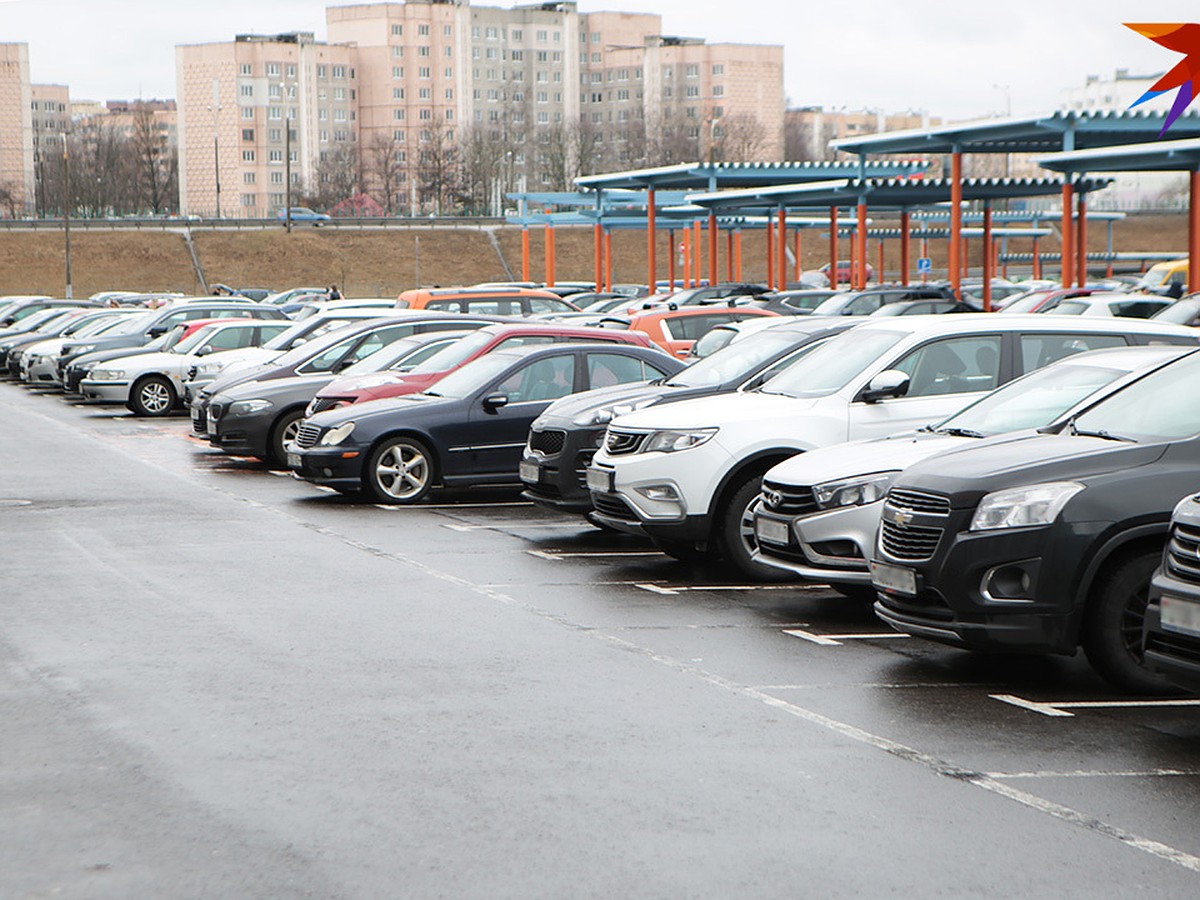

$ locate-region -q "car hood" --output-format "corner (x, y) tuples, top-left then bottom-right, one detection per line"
(206, 348), (283, 376)
(306, 392), (457, 430)
(99, 350), (189, 372)
(319, 371), (411, 395)
(23, 338), (67, 356)
(895, 432), (1169, 508)
(216, 373), (335, 403)
(610, 390), (817, 432)
(765, 432), (972, 487)
(536, 382), (675, 424)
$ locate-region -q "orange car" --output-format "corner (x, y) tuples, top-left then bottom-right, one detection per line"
(599, 305), (778, 358)
(395, 286), (580, 317)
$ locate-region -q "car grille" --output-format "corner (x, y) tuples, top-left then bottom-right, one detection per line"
(295, 423), (322, 449)
(1166, 521), (1200, 586)
(529, 428), (567, 456)
(604, 429), (645, 455)
(592, 492), (639, 521)
(209, 401), (225, 422)
(761, 480), (818, 515)
(879, 520), (944, 561)
(887, 489), (951, 514)
(191, 406), (207, 433)
(308, 396), (343, 415)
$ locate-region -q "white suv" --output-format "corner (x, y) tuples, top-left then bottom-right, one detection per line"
(585, 315), (1200, 578)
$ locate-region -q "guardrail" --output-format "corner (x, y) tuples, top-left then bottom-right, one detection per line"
(0, 216), (508, 232)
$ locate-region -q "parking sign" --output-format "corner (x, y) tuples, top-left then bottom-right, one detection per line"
(917, 257), (933, 274)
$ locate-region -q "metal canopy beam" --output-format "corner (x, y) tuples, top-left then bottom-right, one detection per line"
(1036, 137), (1200, 174)
(575, 159), (930, 191)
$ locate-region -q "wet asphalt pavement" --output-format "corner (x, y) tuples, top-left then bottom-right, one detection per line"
(3, 381), (1200, 898)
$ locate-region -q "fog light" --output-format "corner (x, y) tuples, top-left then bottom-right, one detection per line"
(322, 467), (333, 477)
(636, 484), (680, 502)
(982, 563), (1036, 602)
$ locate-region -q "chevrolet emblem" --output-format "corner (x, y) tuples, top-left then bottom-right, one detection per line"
(887, 506), (914, 527)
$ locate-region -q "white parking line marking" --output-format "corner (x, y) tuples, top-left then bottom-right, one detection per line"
(441, 522), (576, 531)
(987, 769), (1200, 780)
(990, 693), (1200, 718)
(783, 628), (911, 647)
(527, 549), (664, 560)
(636, 583), (831, 595)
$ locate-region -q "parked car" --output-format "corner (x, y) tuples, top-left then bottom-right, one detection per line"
(871, 346), (1200, 692)
(291, 298), (400, 321)
(520, 318), (856, 514)
(198, 314), (508, 461)
(1143, 492), (1200, 693)
(1150, 296), (1200, 327)
(753, 345), (1194, 598)
(396, 287), (579, 317)
(289, 343), (680, 502)
(1000, 288), (1102, 314)
(1038, 293), (1172, 318)
(756, 290), (840, 316)
(80, 319), (294, 416)
(308, 322), (661, 415)
(819, 261), (875, 285)
(597, 305), (778, 358)
(0, 298), (94, 328)
(12, 309), (143, 382)
(809, 285), (957, 317)
(868, 299), (975, 317)
(279, 207), (331, 225)
(686, 316), (797, 359)
(0, 309), (100, 373)
(585, 315), (1200, 578)
(1135, 258), (1187, 293)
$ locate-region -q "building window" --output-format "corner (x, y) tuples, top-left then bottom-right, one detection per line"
(536, 30), (547, 42)
(317, 65), (327, 78)
(445, 88), (454, 99)
(287, 64), (296, 78)
(271, 171), (283, 184)
(419, 66), (431, 78)
(419, 45), (430, 57)
(334, 109), (347, 122)
(243, 172), (255, 184)
(241, 193), (256, 207)
(393, 130), (405, 142)
(333, 65), (345, 78)
(419, 87), (431, 99)
(486, 26), (498, 38)
(712, 64), (724, 75)
(418, 23), (429, 35)
(393, 66), (403, 78)
(392, 46), (404, 58)
(240, 84), (254, 98)
(241, 107), (254, 119)
(269, 84), (281, 99)
(686, 65), (698, 77)
(266, 63), (280, 76)
(242, 128), (255, 141)
(445, 66), (453, 77)
(591, 52), (600, 63)
(444, 24), (452, 36)
(419, 109), (432, 120)
(394, 108), (406, 120)
(446, 109), (454, 120)
(686, 86), (699, 97)
(239, 63), (253, 76)
(713, 85), (724, 97)
(444, 46), (453, 58)
(392, 24), (403, 35)
(319, 109), (328, 121)
(242, 150), (255, 162)
(591, 32), (600, 43)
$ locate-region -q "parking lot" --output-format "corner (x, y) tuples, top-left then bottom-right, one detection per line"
(4, 379), (1200, 897)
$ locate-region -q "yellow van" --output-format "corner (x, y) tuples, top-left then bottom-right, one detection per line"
(1137, 258), (1188, 291)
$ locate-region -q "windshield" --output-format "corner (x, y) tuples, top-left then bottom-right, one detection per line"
(762, 330), (905, 399)
(407, 330), (493, 374)
(1070, 349), (1200, 442)
(933, 362), (1129, 437)
(1002, 291), (1055, 314)
(173, 324), (222, 355)
(779, 293), (830, 311)
(8, 308), (65, 331)
(1151, 299), (1200, 324)
(339, 336), (430, 375)
(262, 320), (312, 350)
(423, 352), (516, 399)
(271, 323), (366, 368)
(670, 330), (805, 388)
(107, 311), (159, 335)
(1051, 301), (1088, 315)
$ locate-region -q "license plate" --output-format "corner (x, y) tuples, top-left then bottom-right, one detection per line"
(870, 560), (917, 596)
(191, 407), (201, 423)
(206, 416), (218, 435)
(518, 460), (540, 484)
(754, 516), (790, 546)
(1161, 595), (1200, 637)
(586, 467), (614, 493)
(286, 452), (301, 469)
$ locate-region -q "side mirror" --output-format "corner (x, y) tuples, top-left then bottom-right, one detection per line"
(147, 325), (167, 337)
(196, 345), (213, 357)
(482, 393), (509, 412)
(859, 369), (910, 404)
(742, 369), (779, 391)
(290, 337), (308, 347)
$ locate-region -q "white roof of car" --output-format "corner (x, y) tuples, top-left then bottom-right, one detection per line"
(844, 312), (1196, 339)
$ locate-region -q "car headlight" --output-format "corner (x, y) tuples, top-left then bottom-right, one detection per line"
(229, 398), (273, 416)
(89, 369), (125, 381)
(196, 360), (226, 375)
(641, 428), (717, 454)
(812, 472), (899, 510)
(573, 397), (657, 427)
(970, 482), (1084, 532)
(318, 422), (356, 446)
(71, 344), (95, 355)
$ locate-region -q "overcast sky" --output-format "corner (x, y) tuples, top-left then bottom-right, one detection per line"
(1, 0), (1196, 118)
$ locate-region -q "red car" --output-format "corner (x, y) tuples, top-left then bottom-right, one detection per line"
(307, 322), (660, 415)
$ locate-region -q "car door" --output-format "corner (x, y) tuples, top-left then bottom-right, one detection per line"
(846, 333), (1006, 440)
(462, 350), (580, 476)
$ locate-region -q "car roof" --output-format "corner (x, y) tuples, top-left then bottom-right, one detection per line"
(848, 312), (1198, 339)
(1051, 344), (1195, 371)
(471, 322), (649, 340)
(628, 306), (776, 323)
(399, 286), (561, 299)
(475, 341), (662, 364)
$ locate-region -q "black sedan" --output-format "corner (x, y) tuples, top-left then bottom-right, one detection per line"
(289, 343), (679, 503)
(519, 317), (856, 513)
(871, 346), (1200, 692)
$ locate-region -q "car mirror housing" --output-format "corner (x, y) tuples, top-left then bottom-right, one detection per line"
(482, 393), (509, 412)
(196, 346), (213, 357)
(859, 369), (910, 404)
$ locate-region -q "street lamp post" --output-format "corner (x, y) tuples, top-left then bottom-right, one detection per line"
(285, 114), (292, 233)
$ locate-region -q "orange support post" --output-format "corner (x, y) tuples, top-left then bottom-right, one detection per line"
(521, 227), (530, 282)
(593, 223), (603, 293)
(1032, 236), (1042, 280)
(1076, 193), (1088, 288)
(681, 229), (690, 288)
(900, 211), (911, 285)
(647, 187), (657, 294)
(766, 219), (775, 290)
(856, 203), (867, 289)
(1061, 182), (1074, 288)
(544, 224), (555, 287)
(734, 230), (743, 280)
(693, 220), (702, 287)
(877, 240), (884, 285)
(1192, 170), (1200, 294)
(604, 230), (613, 293)
(961, 236), (969, 282)
(709, 213), (719, 287)
(982, 203), (993, 312)
(848, 220), (856, 289)
(794, 229), (803, 281)
(950, 151), (963, 297)
(777, 207), (787, 291)
(829, 207), (839, 290)
(727, 231), (734, 280)
(667, 229), (676, 293)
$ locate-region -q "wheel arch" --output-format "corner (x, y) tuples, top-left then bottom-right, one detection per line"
(706, 448), (805, 535)
(366, 428), (443, 486)
(1069, 524), (1169, 646)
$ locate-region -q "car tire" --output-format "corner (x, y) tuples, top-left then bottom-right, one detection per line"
(1081, 550), (1173, 694)
(129, 375), (176, 417)
(268, 410), (306, 466)
(653, 539), (713, 563)
(364, 436), (435, 504)
(717, 475), (795, 582)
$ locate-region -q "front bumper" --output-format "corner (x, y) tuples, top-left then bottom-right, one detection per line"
(871, 508), (1105, 655)
(519, 425), (604, 513)
(754, 502), (875, 585)
(22, 356), (60, 383)
(1143, 568), (1200, 694)
(289, 444), (367, 489)
(79, 379), (131, 403)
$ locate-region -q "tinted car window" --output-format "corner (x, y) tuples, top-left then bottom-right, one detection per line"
(528, 297), (574, 314)
(496, 335), (556, 350)
(203, 327), (255, 351)
(662, 313), (735, 342)
(298, 336), (361, 373)
(1071, 350), (1200, 442)
(493, 354), (575, 403)
(845, 295), (884, 315)
(1113, 299), (1170, 319)
(892, 335), (1002, 397)
(587, 353), (649, 388)
(390, 339), (458, 370)
(462, 298), (521, 316)
(1019, 333), (1126, 370)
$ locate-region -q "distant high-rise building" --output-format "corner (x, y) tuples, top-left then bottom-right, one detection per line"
(0, 43), (35, 216)
(30, 84), (70, 215)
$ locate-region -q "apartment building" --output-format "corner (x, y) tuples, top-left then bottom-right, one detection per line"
(0, 43), (35, 216)
(177, 32), (357, 217)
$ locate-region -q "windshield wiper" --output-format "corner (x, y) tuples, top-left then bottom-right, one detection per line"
(422, 390), (442, 398)
(935, 426), (986, 438)
(1069, 421), (1135, 442)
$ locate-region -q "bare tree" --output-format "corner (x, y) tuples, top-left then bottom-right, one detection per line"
(365, 132), (405, 214)
(305, 143), (360, 210)
(129, 102), (178, 215)
(416, 120), (462, 215)
(712, 112), (769, 163)
(0, 181), (21, 218)
(458, 124), (507, 216)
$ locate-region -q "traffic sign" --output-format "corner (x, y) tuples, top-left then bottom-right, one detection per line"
(916, 257), (933, 274)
